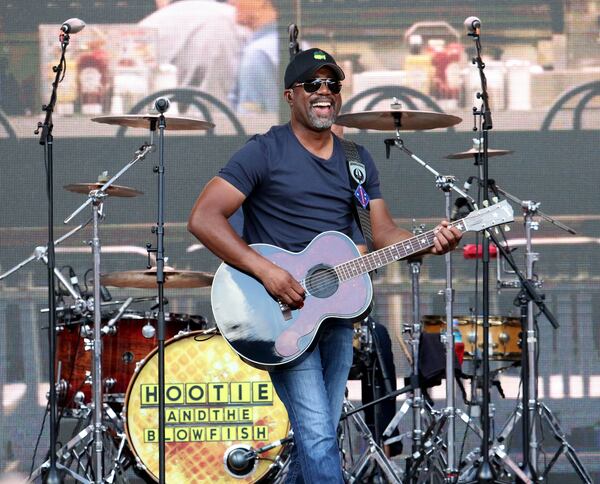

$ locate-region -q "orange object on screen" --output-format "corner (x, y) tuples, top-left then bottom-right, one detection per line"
(463, 243), (498, 259)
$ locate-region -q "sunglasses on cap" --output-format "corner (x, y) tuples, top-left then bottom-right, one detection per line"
(293, 78), (342, 94)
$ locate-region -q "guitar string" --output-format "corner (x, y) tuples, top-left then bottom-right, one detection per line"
(296, 226), (441, 298)
(291, 214), (491, 298)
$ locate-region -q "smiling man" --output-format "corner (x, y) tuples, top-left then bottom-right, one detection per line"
(188, 48), (462, 482)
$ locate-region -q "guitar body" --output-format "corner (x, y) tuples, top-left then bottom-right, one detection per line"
(211, 231), (373, 370)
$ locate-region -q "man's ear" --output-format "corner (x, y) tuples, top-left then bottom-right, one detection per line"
(285, 90), (293, 105)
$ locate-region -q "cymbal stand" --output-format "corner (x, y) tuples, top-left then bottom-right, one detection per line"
(489, 186), (591, 483)
(339, 398), (403, 483)
(381, 226), (432, 481)
(385, 128), (469, 481)
(56, 144), (153, 482)
(384, 133), (527, 482)
(143, 103), (169, 483)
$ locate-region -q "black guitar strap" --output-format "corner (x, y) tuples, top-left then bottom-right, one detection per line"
(339, 138), (375, 253)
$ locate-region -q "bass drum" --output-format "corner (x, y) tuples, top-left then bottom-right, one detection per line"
(124, 330), (290, 483)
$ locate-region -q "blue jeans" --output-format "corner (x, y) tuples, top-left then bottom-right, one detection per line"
(269, 321), (354, 484)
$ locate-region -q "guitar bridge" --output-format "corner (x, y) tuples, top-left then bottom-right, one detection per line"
(278, 300), (292, 321)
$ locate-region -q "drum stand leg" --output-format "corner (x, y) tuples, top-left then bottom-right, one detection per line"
(29, 404), (127, 484)
(340, 399), (402, 484)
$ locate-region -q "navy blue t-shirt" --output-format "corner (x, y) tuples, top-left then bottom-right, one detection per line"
(219, 123), (382, 252)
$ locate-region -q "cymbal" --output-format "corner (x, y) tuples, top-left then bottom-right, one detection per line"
(64, 183), (143, 197)
(91, 114), (215, 131)
(335, 110), (462, 131)
(101, 267), (214, 289)
(446, 148), (513, 159)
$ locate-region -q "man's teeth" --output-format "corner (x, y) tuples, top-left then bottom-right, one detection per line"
(312, 102), (331, 107)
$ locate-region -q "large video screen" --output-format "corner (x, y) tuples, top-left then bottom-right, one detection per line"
(0, 0), (598, 481)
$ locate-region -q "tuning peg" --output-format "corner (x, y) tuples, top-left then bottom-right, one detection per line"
(504, 225), (511, 232)
(492, 196), (499, 204)
(482, 200), (489, 207)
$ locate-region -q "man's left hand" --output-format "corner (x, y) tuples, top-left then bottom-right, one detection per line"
(430, 220), (462, 255)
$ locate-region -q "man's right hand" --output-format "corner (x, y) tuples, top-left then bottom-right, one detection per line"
(257, 262), (305, 309)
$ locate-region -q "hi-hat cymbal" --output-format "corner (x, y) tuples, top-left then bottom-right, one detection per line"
(101, 267), (214, 289)
(64, 183), (143, 197)
(91, 114), (215, 131)
(446, 148), (513, 159)
(335, 110), (462, 131)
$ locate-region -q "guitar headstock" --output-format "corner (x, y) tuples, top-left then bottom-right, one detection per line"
(461, 200), (514, 232)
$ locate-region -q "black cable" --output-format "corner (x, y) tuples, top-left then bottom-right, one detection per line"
(29, 401), (50, 479)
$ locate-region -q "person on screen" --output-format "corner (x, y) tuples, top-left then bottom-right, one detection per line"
(140, 0), (247, 105)
(228, 0), (279, 114)
(188, 48), (462, 482)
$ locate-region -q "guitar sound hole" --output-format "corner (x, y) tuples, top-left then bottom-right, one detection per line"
(306, 264), (339, 298)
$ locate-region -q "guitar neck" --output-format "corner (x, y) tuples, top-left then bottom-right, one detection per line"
(335, 219), (467, 281)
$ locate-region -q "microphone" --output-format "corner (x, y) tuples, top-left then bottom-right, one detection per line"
(225, 446), (256, 477)
(288, 23), (300, 58)
(463, 176), (475, 193)
(451, 197), (471, 222)
(60, 18), (86, 34)
(154, 97), (170, 114)
(464, 16), (481, 34)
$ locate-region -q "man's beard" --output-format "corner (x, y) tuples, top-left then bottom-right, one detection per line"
(308, 105), (337, 130)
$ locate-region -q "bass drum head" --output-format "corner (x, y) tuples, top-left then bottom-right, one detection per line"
(124, 330), (289, 483)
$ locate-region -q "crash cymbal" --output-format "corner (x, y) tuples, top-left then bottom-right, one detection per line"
(91, 114), (215, 131)
(335, 110), (462, 131)
(101, 267), (214, 289)
(446, 148), (513, 159)
(63, 183), (143, 197)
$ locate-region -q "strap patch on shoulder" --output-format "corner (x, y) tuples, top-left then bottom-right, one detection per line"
(349, 160), (367, 185)
(354, 185), (370, 209)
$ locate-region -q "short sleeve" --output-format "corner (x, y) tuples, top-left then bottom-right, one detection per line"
(218, 136), (269, 196)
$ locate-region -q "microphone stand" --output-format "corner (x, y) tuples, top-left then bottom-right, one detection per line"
(33, 29), (71, 484)
(144, 109), (168, 483)
(467, 26), (495, 484)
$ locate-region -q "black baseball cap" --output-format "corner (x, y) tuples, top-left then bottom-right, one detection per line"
(284, 48), (345, 89)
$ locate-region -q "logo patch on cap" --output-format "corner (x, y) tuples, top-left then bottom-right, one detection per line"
(313, 51), (327, 60)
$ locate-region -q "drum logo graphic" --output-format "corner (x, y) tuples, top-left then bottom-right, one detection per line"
(139, 380), (274, 443)
(125, 331), (289, 482)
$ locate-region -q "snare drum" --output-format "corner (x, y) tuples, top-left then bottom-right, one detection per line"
(124, 330), (290, 483)
(56, 312), (206, 408)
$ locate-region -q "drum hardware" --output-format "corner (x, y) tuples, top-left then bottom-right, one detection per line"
(339, 398), (402, 484)
(34, 156), (146, 481)
(30, 403), (129, 484)
(91, 104), (214, 484)
(64, 182), (143, 198)
(380, 225), (430, 480)
(375, 111), (471, 479)
(91, 113), (214, 131)
(40, 296), (158, 315)
(335, 107), (462, 131)
(101, 297), (134, 336)
(100, 267), (214, 289)
(480, 189), (591, 483)
(445, 142), (514, 161)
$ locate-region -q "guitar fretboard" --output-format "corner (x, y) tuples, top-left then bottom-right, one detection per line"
(335, 220), (466, 281)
